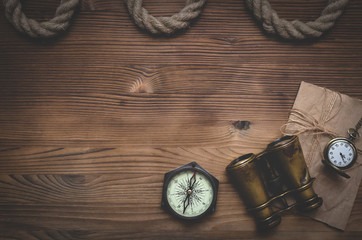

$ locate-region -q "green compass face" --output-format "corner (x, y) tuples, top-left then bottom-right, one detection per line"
(166, 169), (214, 218)
(162, 162), (219, 220)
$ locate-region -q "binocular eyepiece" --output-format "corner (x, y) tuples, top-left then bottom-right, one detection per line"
(226, 135), (322, 230)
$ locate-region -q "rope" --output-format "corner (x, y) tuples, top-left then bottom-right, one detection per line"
(280, 90), (342, 165)
(124, 0), (207, 35)
(2, 0), (349, 39)
(245, 0), (349, 40)
(3, 0), (79, 38)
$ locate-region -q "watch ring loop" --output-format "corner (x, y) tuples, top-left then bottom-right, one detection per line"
(348, 128), (360, 140)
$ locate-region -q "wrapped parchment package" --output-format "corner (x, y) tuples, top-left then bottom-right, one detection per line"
(283, 81), (362, 230)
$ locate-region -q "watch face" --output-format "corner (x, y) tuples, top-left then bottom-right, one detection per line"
(325, 138), (357, 169)
(163, 165), (217, 220)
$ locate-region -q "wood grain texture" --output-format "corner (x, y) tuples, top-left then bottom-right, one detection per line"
(0, 0), (361, 239)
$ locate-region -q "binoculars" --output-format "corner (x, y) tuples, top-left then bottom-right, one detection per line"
(226, 135), (322, 229)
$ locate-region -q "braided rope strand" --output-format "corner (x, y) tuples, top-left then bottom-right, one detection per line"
(124, 0), (207, 35)
(3, 0), (79, 38)
(245, 0), (349, 40)
(2, 0), (349, 39)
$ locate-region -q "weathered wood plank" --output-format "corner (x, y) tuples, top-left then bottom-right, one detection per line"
(0, 175), (361, 232)
(1, 230), (362, 240)
(0, 147), (361, 234)
(0, 65), (361, 146)
(0, 147), (257, 174)
(1, 0), (361, 147)
(0, 0), (361, 239)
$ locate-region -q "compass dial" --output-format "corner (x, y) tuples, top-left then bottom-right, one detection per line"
(162, 163), (219, 220)
(166, 169), (214, 218)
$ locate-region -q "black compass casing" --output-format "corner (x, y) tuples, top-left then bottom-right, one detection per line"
(161, 162), (219, 220)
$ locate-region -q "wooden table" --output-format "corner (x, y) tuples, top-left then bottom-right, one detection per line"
(1, 1), (361, 239)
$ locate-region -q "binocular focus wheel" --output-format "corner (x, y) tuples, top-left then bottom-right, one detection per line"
(296, 196), (323, 212)
(258, 215), (281, 230)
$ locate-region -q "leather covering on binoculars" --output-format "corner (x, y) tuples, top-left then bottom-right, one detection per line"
(226, 135), (322, 229)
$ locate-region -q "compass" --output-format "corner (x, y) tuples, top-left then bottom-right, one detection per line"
(161, 162), (219, 220)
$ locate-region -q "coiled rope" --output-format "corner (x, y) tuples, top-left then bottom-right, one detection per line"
(3, 0), (79, 38)
(2, 0), (349, 40)
(125, 0), (206, 35)
(245, 0), (349, 40)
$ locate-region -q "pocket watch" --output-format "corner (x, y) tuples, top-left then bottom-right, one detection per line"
(322, 118), (361, 178)
(161, 162), (219, 220)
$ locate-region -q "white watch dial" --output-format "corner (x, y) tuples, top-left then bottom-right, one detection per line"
(327, 140), (355, 168)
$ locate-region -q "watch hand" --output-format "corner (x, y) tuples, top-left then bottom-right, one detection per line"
(183, 193), (191, 214)
(190, 172), (196, 189)
(340, 152), (346, 161)
(183, 172), (196, 214)
(183, 173), (196, 214)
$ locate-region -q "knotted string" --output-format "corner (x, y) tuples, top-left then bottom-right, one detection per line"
(280, 108), (338, 139)
(281, 89), (341, 138)
(281, 90), (361, 168)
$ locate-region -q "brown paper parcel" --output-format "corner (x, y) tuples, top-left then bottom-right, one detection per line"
(283, 81), (362, 230)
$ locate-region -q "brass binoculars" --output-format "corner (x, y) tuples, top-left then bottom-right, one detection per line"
(226, 135), (322, 230)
